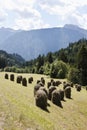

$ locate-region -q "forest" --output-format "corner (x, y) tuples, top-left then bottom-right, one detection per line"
(0, 38), (87, 86)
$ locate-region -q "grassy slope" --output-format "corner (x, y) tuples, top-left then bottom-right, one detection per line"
(0, 72), (87, 130)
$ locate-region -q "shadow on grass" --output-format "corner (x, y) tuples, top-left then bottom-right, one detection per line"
(40, 107), (50, 113)
(66, 97), (73, 100)
(61, 99), (66, 102)
(58, 103), (63, 109)
(53, 102), (63, 109)
(47, 103), (51, 107)
(70, 97), (73, 100)
(44, 108), (50, 113)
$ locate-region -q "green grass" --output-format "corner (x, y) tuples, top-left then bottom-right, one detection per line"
(0, 72), (87, 130)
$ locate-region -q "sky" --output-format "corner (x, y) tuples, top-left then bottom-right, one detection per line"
(0, 0), (87, 30)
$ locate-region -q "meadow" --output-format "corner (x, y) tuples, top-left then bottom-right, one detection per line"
(0, 72), (87, 130)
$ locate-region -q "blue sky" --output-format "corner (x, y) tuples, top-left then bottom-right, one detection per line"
(0, 0), (87, 30)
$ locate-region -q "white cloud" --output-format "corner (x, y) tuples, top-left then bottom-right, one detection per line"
(0, 0), (16, 10)
(40, 4), (75, 16)
(14, 0), (36, 8)
(39, 0), (87, 7)
(0, 0), (87, 29)
(13, 17), (50, 30)
(14, 7), (41, 19)
(0, 9), (8, 21)
(39, 0), (87, 29)
(0, 0), (50, 30)
(60, 0), (87, 7)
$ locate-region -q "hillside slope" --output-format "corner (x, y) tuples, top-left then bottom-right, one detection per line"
(0, 72), (87, 130)
(0, 24), (87, 60)
(0, 50), (25, 67)
(0, 27), (20, 43)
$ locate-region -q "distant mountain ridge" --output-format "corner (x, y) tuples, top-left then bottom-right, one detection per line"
(0, 24), (87, 60)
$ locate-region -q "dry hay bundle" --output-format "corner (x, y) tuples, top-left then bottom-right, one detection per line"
(41, 77), (45, 85)
(76, 85), (81, 92)
(63, 82), (71, 90)
(39, 87), (48, 97)
(51, 90), (62, 107)
(10, 74), (14, 81)
(58, 89), (64, 100)
(34, 84), (42, 96)
(16, 76), (22, 84)
(55, 81), (61, 86)
(35, 90), (47, 110)
(64, 86), (71, 99)
(5, 73), (9, 79)
(22, 78), (27, 87)
(48, 86), (56, 100)
(28, 77), (33, 83)
(47, 82), (51, 88)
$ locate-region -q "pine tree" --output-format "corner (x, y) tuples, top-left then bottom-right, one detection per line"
(58, 49), (68, 63)
(46, 52), (53, 63)
(36, 55), (44, 73)
(77, 45), (87, 85)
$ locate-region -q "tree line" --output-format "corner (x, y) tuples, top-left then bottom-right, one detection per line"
(1, 38), (87, 86)
(0, 50), (25, 69)
(24, 38), (87, 86)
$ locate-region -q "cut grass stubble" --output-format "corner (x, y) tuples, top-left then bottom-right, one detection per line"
(0, 72), (87, 130)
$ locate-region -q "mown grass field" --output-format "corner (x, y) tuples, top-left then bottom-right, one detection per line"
(0, 72), (87, 130)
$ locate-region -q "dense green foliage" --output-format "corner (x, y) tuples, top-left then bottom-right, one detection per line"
(77, 45), (87, 85)
(68, 68), (80, 84)
(0, 50), (25, 69)
(50, 61), (68, 78)
(24, 38), (87, 85)
(1, 38), (87, 85)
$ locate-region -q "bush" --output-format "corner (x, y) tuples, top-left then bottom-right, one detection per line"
(68, 68), (80, 84)
(4, 67), (11, 72)
(50, 64), (57, 78)
(50, 60), (68, 78)
(38, 66), (44, 74)
(44, 63), (51, 75)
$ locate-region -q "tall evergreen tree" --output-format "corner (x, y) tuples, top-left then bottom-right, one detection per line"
(58, 49), (68, 63)
(0, 57), (7, 68)
(46, 52), (53, 63)
(77, 45), (87, 85)
(36, 54), (44, 73)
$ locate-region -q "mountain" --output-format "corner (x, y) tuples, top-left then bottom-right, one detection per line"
(0, 24), (87, 60)
(25, 38), (87, 68)
(0, 27), (20, 43)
